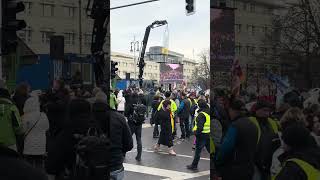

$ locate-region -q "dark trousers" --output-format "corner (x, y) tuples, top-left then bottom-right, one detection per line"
(192, 134), (210, 167)
(180, 116), (190, 138)
(129, 122), (142, 158)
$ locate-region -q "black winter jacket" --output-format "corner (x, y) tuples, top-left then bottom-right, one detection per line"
(0, 146), (48, 180)
(275, 147), (320, 180)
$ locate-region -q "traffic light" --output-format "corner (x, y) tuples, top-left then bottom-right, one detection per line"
(111, 61), (118, 79)
(1, 0), (26, 55)
(186, 0), (195, 15)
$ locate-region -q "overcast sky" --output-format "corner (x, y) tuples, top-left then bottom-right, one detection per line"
(110, 0), (210, 59)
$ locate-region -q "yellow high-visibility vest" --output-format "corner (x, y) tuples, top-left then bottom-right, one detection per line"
(193, 112), (210, 134)
(157, 99), (177, 114)
(249, 117), (280, 145)
(273, 158), (320, 180)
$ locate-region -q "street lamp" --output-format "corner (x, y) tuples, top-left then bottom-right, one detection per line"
(130, 37), (140, 79)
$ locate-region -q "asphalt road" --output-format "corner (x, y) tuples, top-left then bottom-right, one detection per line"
(123, 119), (210, 180)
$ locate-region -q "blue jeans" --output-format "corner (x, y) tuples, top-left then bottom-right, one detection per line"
(110, 167), (124, 180)
(191, 134), (210, 167)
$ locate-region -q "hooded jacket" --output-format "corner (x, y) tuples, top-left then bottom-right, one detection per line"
(22, 96), (49, 155)
(117, 90), (125, 112)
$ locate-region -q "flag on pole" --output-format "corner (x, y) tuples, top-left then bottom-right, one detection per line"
(231, 58), (244, 96)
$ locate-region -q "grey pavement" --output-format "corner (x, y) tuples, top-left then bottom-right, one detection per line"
(123, 118), (210, 180)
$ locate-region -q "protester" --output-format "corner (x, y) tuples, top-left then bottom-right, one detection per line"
(117, 90), (126, 114)
(250, 99), (281, 180)
(22, 96), (49, 169)
(0, 145), (48, 180)
(0, 88), (24, 152)
(154, 100), (176, 155)
(187, 99), (211, 171)
(214, 98), (258, 180)
(127, 91), (147, 161)
(152, 95), (161, 137)
(271, 107), (318, 177)
(13, 82), (30, 116)
(45, 97), (91, 180)
(274, 124), (320, 180)
(177, 92), (191, 140)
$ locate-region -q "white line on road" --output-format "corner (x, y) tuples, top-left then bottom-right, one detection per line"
(142, 149), (210, 161)
(123, 163), (210, 180)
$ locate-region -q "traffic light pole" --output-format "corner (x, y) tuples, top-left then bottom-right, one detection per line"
(0, 1), (2, 79)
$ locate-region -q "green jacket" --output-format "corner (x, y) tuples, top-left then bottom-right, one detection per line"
(0, 97), (23, 147)
(109, 93), (118, 110)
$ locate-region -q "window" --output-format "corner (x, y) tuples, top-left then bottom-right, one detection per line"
(64, 6), (75, 17)
(18, 28), (32, 42)
(24, 2), (32, 15)
(41, 31), (54, 44)
(236, 44), (242, 55)
(42, 4), (54, 17)
(243, 2), (247, 11)
(71, 63), (81, 77)
(235, 24), (242, 33)
(84, 33), (91, 46)
(252, 26), (256, 35)
(250, 3), (255, 12)
(82, 63), (92, 84)
(64, 32), (75, 45)
(260, 47), (268, 56)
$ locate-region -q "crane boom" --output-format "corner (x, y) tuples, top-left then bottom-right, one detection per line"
(138, 20), (167, 87)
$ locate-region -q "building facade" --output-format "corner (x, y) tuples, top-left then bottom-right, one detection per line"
(213, 0), (284, 91)
(14, 0), (110, 87)
(17, 0), (99, 55)
(111, 52), (160, 82)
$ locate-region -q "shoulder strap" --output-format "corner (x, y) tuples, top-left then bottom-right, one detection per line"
(24, 113), (42, 139)
(249, 117), (261, 145)
(286, 158), (320, 180)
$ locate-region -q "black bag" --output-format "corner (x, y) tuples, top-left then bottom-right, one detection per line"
(132, 103), (147, 124)
(73, 126), (110, 180)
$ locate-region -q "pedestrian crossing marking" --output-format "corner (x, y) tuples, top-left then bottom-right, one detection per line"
(123, 163), (210, 180)
(142, 149), (210, 161)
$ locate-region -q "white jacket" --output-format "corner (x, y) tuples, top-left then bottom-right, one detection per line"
(117, 90), (125, 112)
(22, 96), (49, 155)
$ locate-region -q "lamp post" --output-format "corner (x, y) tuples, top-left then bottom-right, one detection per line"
(130, 36), (140, 79)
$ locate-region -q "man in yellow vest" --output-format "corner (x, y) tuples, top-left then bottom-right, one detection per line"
(274, 124), (320, 180)
(187, 99), (210, 171)
(250, 100), (281, 180)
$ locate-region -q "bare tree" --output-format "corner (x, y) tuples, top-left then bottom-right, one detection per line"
(190, 49), (210, 90)
(261, 0), (320, 88)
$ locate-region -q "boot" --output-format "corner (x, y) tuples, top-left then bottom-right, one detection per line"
(168, 147), (176, 156)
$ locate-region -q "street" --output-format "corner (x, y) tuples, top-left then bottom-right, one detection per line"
(123, 119), (210, 180)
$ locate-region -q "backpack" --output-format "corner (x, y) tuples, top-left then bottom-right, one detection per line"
(133, 103), (147, 124)
(73, 125), (110, 180)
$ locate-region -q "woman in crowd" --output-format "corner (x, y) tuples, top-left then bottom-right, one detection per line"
(117, 90), (126, 114)
(153, 100), (176, 155)
(270, 107), (317, 177)
(22, 95), (49, 169)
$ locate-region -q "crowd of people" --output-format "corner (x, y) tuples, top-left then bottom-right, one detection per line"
(209, 88), (320, 180)
(0, 77), (320, 180)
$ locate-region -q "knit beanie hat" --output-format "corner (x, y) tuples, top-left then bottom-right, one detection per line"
(282, 123), (312, 149)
